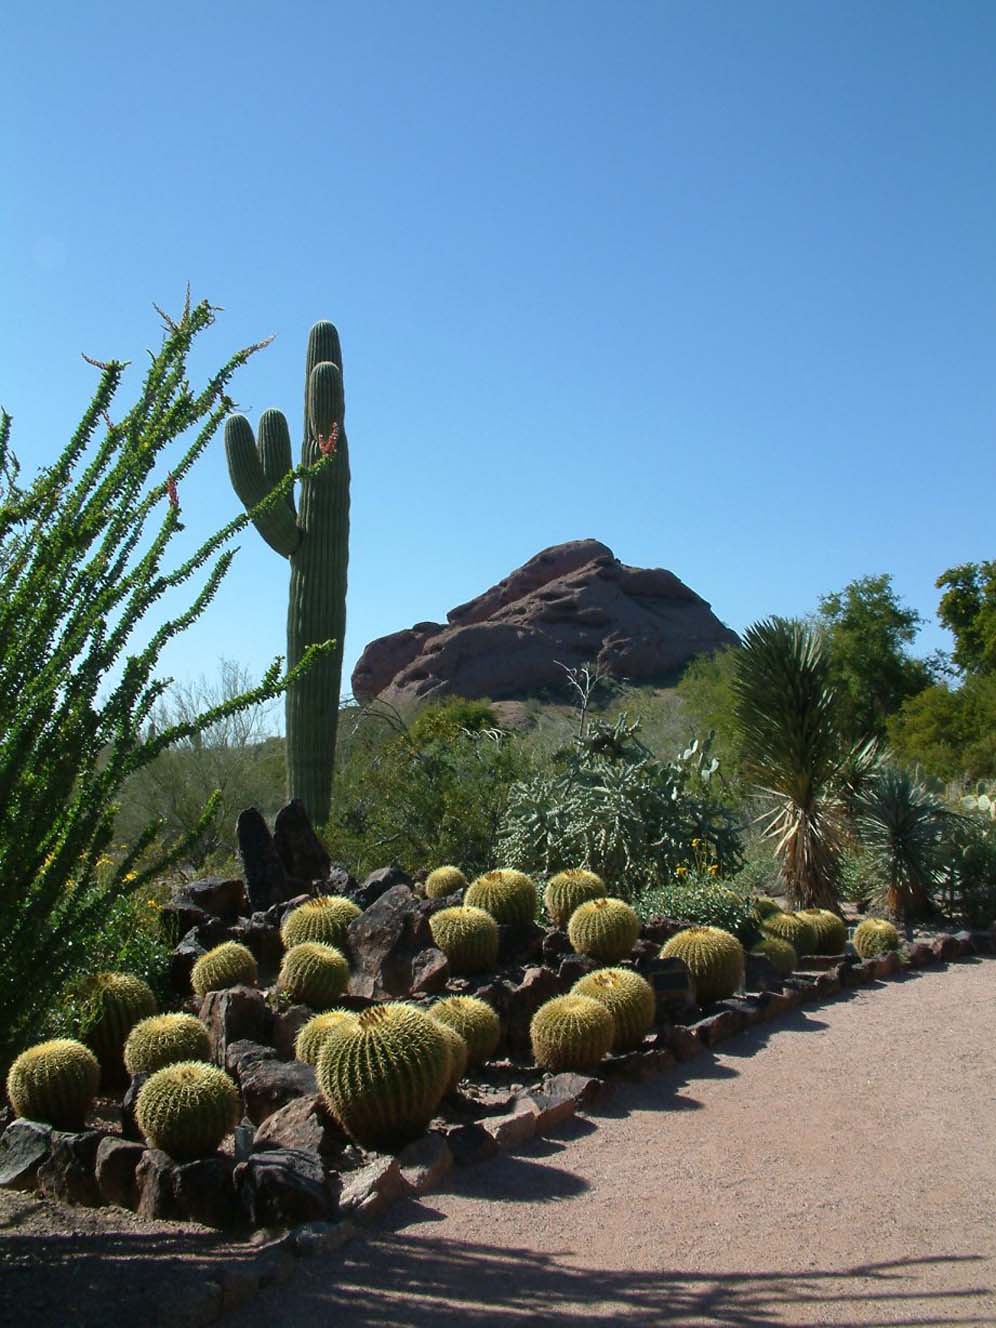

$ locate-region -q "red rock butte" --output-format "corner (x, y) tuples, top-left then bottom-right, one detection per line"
(351, 539), (738, 706)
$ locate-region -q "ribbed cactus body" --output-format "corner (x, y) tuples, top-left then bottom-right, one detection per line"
(316, 1003), (451, 1148)
(795, 908), (848, 954)
(191, 942), (258, 998)
(753, 896), (782, 921)
(660, 926), (745, 1004)
(530, 994), (614, 1071)
(6, 1039), (100, 1129)
(124, 1013), (212, 1076)
(464, 870), (537, 926)
(544, 869), (607, 927)
(425, 866), (467, 899)
(224, 321), (350, 826)
(281, 895), (360, 950)
(79, 971), (158, 1081)
(430, 995), (501, 1067)
(436, 1020), (469, 1093)
(750, 936), (797, 978)
(278, 942), (350, 1009)
(135, 1061), (240, 1160)
(295, 1010), (359, 1066)
(571, 967), (655, 1051)
(853, 917), (901, 958)
(428, 906), (499, 974)
(761, 911), (819, 957)
(567, 897), (641, 961)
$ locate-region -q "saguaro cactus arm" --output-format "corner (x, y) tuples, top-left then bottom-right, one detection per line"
(224, 414), (302, 557)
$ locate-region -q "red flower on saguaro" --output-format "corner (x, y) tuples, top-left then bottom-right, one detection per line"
(166, 473), (179, 509)
(317, 421), (339, 457)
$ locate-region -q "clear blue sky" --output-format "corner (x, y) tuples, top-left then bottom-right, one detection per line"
(4, 1), (994, 710)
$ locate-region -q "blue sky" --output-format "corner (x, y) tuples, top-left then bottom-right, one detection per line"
(4, 1), (994, 712)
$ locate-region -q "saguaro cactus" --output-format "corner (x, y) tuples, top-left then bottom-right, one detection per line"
(224, 322), (349, 825)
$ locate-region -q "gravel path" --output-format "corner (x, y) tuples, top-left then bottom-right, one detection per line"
(232, 960), (996, 1328)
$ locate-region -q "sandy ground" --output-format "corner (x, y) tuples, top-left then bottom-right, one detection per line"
(229, 960), (996, 1328)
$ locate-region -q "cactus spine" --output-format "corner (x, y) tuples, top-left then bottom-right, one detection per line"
(316, 1003), (451, 1148)
(6, 1039), (100, 1129)
(530, 994), (614, 1072)
(135, 1061), (241, 1160)
(124, 1013), (212, 1076)
(224, 321), (350, 825)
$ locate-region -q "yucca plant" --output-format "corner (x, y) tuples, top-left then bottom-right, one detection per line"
(0, 295), (333, 1071)
(854, 765), (951, 920)
(733, 617), (874, 910)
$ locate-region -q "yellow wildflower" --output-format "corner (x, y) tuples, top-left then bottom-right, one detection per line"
(675, 865), (688, 878)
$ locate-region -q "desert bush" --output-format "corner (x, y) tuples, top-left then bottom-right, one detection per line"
(853, 765), (952, 920)
(937, 802), (996, 926)
(633, 876), (758, 945)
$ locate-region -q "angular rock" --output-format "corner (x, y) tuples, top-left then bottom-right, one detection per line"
(541, 928), (571, 962)
(743, 952), (784, 993)
(814, 969), (842, 996)
(498, 920), (545, 966)
(514, 1076), (583, 1134)
(173, 1153), (239, 1228)
(200, 985), (272, 1067)
(241, 1059), (316, 1127)
(135, 1148), (178, 1221)
(36, 1129), (107, 1207)
(439, 1121), (501, 1167)
(0, 1118), (53, 1191)
(932, 933), (960, 962)
(121, 1072), (150, 1142)
(225, 1040), (279, 1083)
(271, 1005), (314, 1060)
(159, 900), (211, 946)
(339, 1155), (410, 1222)
(252, 1095), (344, 1160)
(715, 996), (764, 1027)
(236, 1147), (334, 1227)
(641, 956), (697, 1021)
(410, 946), (451, 995)
(324, 863), (356, 897)
(170, 930), (207, 995)
(690, 1009), (743, 1047)
(272, 798), (332, 884)
(293, 1218), (357, 1257)
(350, 865), (414, 912)
(969, 929), (994, 955)
(237, 806), (298, 912)
(229, 916), (284, 983)
(504, 965), (560, 1058)
(907, 940), (935, 967)
(352, 540), (739, 706)
(782, 974), (820, 999)
(755, 989), (797, 1020)
(874, 950), (903, 979)
(482, 1102), (540, 1151)
(557, 953), (601, 987)
(397, 1133), (454, 1195)
(662, 1024), (703, 1062)
(95, 1136), (145, 1208)
(346, 884), (448, 999)
(954, 930), (977, 957)
(179, 876), (247, 921)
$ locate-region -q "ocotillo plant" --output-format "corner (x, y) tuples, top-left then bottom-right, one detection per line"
(0, 294), (329, 1071)
(224, 322), (349, 825)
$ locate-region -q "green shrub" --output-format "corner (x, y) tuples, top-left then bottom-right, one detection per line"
(940, 809), (996, 926)
(633, 876), (758, 945)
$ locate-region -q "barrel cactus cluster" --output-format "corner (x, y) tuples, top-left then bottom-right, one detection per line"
(6, 1039), (101, 1129)
(465, 869), (537, 926)
(278, 942), (350, 1008)
(567, 897), (641, 961)
(796, 908), (848, 954)
(759, 910), (818, 958)
(135, 1061), (241, 1160)
(544, 869), (606, 926)
(572, 968), (655, 1051)
(295, 1010), (359, 1066)
(530, 993), (615, 1071)
(750, 936), (798, 978)
(124, 1013), (212, 1076)
(430, 995), (501, 1067)
(424, 865), (468, 899)
(78, 972), (158, 1082)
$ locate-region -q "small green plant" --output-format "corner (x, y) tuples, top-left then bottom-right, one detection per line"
(191, 942), (258, 998)
(660, 926), (744, 1005)
(430, 995), (501, 1067)
(135, 1061), (240, 1159)
(316, 1002), (451, 1148)
(567, 897), (641, 962)
(428, 906), (499, 975)
(277, 942), (350, 1009)
(124, 1013), (212, 1076)
(543, 869), (606, 927)
(852, 917), (901, 958)
(280, 896), (360, 950)
(5, 1038), (100, 1129)
(424, 865), (468, 899)
(294, 1010), (359, 1066)
(530, 993), (615, 1071)
(465, 869), (537, 927)
(572, 967), (655, 1051)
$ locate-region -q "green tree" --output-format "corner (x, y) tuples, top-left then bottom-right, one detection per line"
(936, 561), (996, 676)
(676, 646), (744, 784)
(816, 574), (933, 742)
(888, 674), (996, 782)
(0, 297), (330, 1068)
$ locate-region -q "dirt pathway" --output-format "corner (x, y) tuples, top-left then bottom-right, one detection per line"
(231, 960), (996, 1328)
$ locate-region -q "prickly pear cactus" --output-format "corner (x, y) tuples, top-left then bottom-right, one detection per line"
(135, 1061), (241, 1160)
(530, 994), (614, 1072)
(428, 906), (499, 975)
(749, 936), (797, 978)
(316, 1003), (451, 1148)
(544, 869), (606, 927)
(566, 897), (641, 962)
(78, 971), (158, 1082)
(224, 321), (350, 826)
(572, 967), (655, 1051)
(761, 910), (819, 957)
(795, 908), (848, 954)
(464, 870), (537, 926)
(124, 1013), (212, 1076)
(852, 917), (901, 958)
(191, 942), (258, 999)
(5, 1039), (100, 1129)
(430, 995), (501, 1067)
(424, 866), (468, 900)
(660, 926), (745, 1005)
(278, 942), (350, 1009)
(281, 896), (361, 950)
(295, 1010), (359, 1066)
